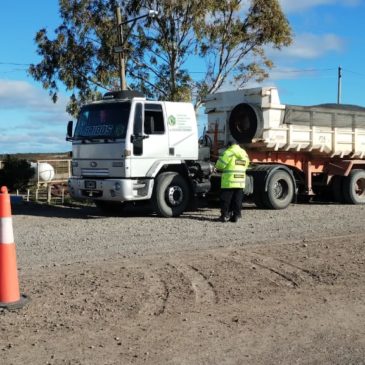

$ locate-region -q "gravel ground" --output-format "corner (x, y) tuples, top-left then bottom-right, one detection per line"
(1, 201), (364, 365)
(11, 201), (365, 268)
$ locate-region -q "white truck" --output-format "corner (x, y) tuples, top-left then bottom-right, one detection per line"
(67, 90), (213, 217)
(67, 87), (365, 216)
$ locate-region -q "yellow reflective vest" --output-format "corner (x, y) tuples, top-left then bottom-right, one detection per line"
(215, 144), (250, 189)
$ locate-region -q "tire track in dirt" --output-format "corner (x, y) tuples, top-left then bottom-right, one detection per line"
(138, 268), (169, 317)
(249, 252), (342, 286)
(169, 263), (218, 305)
(216, 250), (319, 288)
(137, 260), (219, 318)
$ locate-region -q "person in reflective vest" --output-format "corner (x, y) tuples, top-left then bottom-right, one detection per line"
(215, 142), (250, 222)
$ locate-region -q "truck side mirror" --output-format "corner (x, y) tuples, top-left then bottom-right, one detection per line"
(66, 121), (73, 141)
(131, 133), (149, 143)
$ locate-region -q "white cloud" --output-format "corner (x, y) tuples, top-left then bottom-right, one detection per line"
(268, 68), (318, 81)
(0, 132), (69, 154)
(0, 80), (71, 153)
(269, 33), (344, 60)
(0, 79), (69, 123)
(279, 0), (361, 13)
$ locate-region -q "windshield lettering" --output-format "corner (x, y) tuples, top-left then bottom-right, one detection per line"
(74, 102), (131, 140)
(82, 124), (113, 137)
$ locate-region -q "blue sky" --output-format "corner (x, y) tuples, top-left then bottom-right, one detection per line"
(1, 0), (365, 154)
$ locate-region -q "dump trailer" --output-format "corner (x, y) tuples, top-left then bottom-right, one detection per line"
(205, 87), (365, 208)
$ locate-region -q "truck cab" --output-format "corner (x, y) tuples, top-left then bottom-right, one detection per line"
(67, 91), (212, 217)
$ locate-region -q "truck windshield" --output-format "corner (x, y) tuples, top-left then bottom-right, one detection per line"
(74, 102), (131, 140)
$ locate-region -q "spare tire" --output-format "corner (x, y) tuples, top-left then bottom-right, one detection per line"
(229, 103), (262, 143)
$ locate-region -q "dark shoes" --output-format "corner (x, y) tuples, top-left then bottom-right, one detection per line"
(218, 215), (230, 223)
(218, 215), (241, 223)
(230, 215), (239, 223)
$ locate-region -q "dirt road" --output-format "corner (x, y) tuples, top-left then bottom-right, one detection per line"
(1, 202), (365, 364)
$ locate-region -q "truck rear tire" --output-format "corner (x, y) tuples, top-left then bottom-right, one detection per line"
(153, 172), (190, 217)
(263, 170), (294, 209)
(342, 169), (365, 204)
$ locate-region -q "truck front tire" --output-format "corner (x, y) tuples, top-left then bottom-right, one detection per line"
(153, 172), (190, 217)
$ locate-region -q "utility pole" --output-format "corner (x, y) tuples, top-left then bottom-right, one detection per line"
(337, 66), (342, 104)
(114, 8), (158, 92)
(116, 6), (127, 91)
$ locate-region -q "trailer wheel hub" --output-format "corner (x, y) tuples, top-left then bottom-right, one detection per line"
(355, 177), (365, 197)
(273, 180), (288, 200)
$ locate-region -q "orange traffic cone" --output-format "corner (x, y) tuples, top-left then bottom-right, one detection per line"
(0, 186), (28, 310)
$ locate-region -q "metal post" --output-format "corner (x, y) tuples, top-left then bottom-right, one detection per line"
(337, 66), (342, 104)
(116, 6), (127, 91)
(47, 185), (52, 204)
(305, 160), (314, 196)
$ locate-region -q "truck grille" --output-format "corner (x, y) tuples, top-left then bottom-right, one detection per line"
(81, 168), (109, 177)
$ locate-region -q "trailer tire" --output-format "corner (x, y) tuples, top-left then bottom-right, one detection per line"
(342, 169), (365, 204)
(331, 175), (345, 203)
(153, 172), (190, 217)
(263, 170), (294, 209)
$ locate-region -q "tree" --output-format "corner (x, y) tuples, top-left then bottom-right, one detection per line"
(29, 0), (292, 114)
(0, 156), (35, 191)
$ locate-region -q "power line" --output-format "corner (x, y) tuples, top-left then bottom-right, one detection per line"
(0, 61), (360, 77)
(0, 69), (28, 74)
(0, 62), (31, 66)
(342, 68), (365, 78)
(272, 67), (336, 74)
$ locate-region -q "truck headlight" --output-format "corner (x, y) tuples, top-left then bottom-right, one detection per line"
(114, 182), (121, 191)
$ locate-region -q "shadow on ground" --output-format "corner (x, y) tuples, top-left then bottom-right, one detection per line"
(10, 198), (267, 220)
(11, 202), (160, 219)
(11, 200), (216, 220)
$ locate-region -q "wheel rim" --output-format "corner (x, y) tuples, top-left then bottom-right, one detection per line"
(273, 179), (289, 200)
(355, 177), (365, 197)
(166, 185), (183, 206)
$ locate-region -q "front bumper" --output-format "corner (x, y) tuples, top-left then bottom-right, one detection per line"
(68, 177), (153, 201)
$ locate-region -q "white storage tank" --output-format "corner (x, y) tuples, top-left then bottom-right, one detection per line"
(30, 162), (55, 182)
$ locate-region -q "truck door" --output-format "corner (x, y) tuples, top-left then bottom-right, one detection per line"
(130, 102), (169, 177)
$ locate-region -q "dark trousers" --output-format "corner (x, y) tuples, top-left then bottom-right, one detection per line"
(220, 188), (244, 218)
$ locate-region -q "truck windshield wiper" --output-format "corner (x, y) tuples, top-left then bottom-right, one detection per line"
(77, 136), (94, 142)
(76, 136), (117, 142)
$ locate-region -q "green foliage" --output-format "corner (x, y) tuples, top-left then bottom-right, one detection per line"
(29, 0), (292, 113)
(0, 156), (35, 192)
